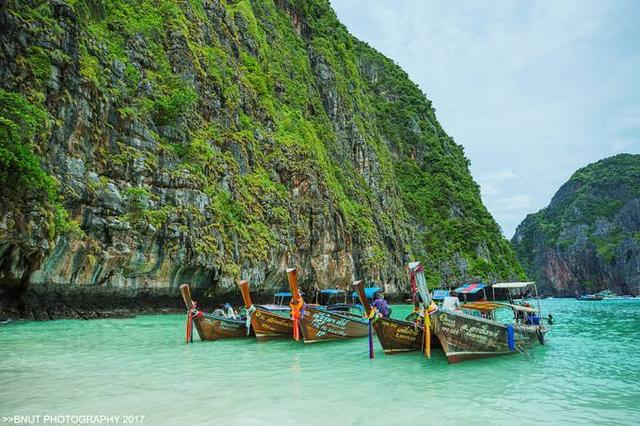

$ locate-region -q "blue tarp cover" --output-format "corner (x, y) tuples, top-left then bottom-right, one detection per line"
(453, 283), (487, 294)
(432, 289), (450, 300)
(320, 289), (345, 294)
(351, 287), (382, 299)
(274, 291), (304, 297)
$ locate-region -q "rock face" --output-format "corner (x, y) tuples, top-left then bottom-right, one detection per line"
(512, 154), (640, 295)
(0, 0), (522, 319)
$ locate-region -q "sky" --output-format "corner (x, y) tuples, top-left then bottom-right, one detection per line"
(331, 0), (640, 238)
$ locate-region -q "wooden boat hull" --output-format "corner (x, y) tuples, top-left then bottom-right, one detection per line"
(196, 315), (252, 340)
(373, 317), (433, 354)
(300, 305), (369, 343)
(351, 279), (430, 354)
(432, 310), (545, 363)
(180, 283), (250, 342)
(250, 307), (294, 341)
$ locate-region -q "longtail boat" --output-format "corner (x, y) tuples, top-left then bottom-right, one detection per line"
(287, 268), (369, 343)
(576, 293), (604, 301)
(238, 279), (294, 341)
(180, 284), (252, 342)
(410, 263), (550, 363)
(352, 280), (425, 354)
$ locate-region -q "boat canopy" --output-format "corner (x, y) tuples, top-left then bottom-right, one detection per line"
(461, 301), (503, 311)
(507, 304), (538, 313)
(432, 289), (450, 300)
(492, 282), (535, 289)
(462, 301), (538, 313)
(260, 304), (291, 312)
(320, 289), (345, 294)
(274, 291), (304, 297)
(454, 283), (487, 294)
(351, 287), (382, 299)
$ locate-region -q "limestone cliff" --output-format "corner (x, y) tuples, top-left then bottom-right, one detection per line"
(0, 0), (523, 318)
(512, 154), (640, 295)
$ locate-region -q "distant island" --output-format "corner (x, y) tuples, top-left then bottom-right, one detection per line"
(512, 154), (640, 296)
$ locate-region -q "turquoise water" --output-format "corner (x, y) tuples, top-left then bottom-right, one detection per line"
(2, 299), (639, 425)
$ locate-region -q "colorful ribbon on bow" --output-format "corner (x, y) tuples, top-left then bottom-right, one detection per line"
(423, 307), (431, 358)
(292, 310), (301, 341)
(423, 302), (438, 358)
(245, 305), (256, 336)
(185, 301), (202, 344)
(289, 298), (304, 341)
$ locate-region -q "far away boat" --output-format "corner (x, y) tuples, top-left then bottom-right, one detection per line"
(410, 262), (549, 364)
(238, 280), (294, 341)
(595, 290), (616, 299)
(576, 293), (604, 301)
(180, 284), (252, 342)
(287, 268), (369, 343)
(353, 280), (427, 354)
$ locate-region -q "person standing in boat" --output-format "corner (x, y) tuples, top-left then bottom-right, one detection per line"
(373, 292), (392, 318)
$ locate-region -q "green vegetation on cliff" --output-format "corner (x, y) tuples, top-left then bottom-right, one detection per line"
(1, 0), (522, 294)
(0, 89), (77, 237)
(0, 89), (51, 197)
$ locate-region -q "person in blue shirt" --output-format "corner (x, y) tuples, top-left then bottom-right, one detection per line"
(372, 292), (392, 318)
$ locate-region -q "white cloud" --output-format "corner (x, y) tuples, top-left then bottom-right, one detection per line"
(490, 194), (533, 212)
(478, 168), (519, 197)
(332, 0), (640, 238)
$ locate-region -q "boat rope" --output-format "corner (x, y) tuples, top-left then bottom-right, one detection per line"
(245, 305), (256, 336)
(536, 328), (545, 345)
(516, 343), (534, 363)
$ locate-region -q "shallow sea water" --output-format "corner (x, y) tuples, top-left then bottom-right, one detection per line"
(2, 299), (639, 425)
